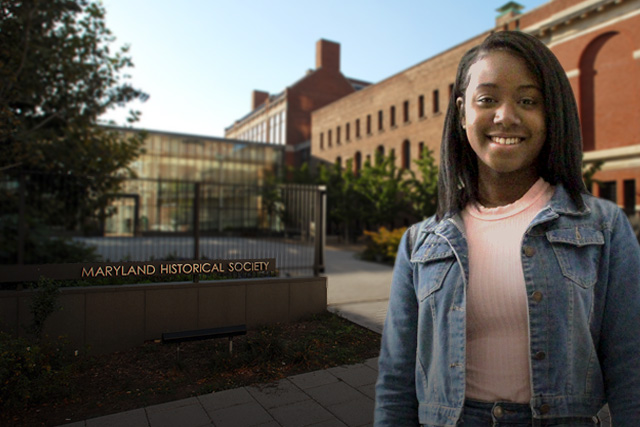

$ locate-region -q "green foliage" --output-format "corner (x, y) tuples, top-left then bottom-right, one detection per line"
(406, 147), (439, 220)
(362, 226), (407, 263)
(0, 213), (100, 266)
(0, 332), (73, 410)
(27, 277), (62, 340)
(582, 159), (603, 192)
(0, 0), (148, 231)
(289, 148), (439, 241)
(355, 151), (411, 229)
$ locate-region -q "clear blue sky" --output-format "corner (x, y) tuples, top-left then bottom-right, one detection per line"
(99, 0), (549, 137)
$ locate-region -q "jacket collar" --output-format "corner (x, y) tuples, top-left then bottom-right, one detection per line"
(427, 184), (591, 236)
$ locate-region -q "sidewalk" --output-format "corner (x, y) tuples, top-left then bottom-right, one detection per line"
(62, 358), (379, 427)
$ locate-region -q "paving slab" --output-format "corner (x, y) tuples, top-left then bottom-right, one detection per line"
(327, 395), (375, 427)
(270, 399), (336, 427)
(247, 379), (311, 409)
(326, 363), (377, 388)
(85, 408), (148, 427)
(289, 370), (340, 390)
(146, 397), (210, 427)
(207, 401), (274, 427)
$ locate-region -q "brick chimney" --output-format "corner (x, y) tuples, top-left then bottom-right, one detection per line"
(316, 39), (340, 72)
(251, 90), (269, 110)
(496, 1), (524, 28)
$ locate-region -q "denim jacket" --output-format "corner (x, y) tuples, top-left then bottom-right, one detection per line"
(375, 185), (640, 426)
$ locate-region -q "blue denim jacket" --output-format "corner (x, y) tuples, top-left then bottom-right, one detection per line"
(375, 185), (640, 426)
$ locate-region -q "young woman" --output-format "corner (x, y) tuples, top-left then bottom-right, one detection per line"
(374, 31), (640, 426)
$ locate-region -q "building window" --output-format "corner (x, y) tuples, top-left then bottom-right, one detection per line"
(390, 106), (396, 127)
(328, 129), (332, 147)
(376, 145), (385, 164)
(402, 140), (411, 169)
(356, 119), (361, 138)
(624, 179), (636, 215)
(433, 90), (440, 114)
(337, 126), (341, 144)
(390, 148), (396, 166)
(599, 181), (617, 203)
(367, 115), (372, 134)
(320, 132), (324, 150)
(346, 123), (350, 141)
(354, 152), (362, 175)
(418, 95), (425, 118)
(419, 141), (424, 157)
(378, 110), (384, 131)
(403, 101), (409, 123)
(336, 156), (342, 168)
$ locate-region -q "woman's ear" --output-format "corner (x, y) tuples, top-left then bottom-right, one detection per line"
(456, 97), (466, 129)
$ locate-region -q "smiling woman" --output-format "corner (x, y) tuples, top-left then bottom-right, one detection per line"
(374, 31), (640, 427)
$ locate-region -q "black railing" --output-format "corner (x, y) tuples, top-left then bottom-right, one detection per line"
(1, 171), (326, 280)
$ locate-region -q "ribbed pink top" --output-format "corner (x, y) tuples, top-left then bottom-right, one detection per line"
(462, 178), (554, 403)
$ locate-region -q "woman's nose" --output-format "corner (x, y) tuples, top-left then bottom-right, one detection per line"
(493, 102), (521, 126)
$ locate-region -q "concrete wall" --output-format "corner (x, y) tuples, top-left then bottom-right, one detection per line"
(0, 277), (327, 355)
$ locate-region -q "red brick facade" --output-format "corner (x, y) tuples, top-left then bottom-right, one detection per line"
(225, 39), (369, 168)
(311, 0), (640, 213)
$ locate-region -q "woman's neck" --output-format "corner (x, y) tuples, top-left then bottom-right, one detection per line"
(477, 168), (540, 208)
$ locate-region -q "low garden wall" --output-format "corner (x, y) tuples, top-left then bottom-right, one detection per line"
(0, 276), (327, 354)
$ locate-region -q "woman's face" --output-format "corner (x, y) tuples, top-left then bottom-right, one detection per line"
(457, 51), (546, 182)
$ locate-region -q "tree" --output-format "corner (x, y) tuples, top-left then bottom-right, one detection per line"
(0, 0), (148, 232)
(355, 150), (410, 229)
(406, 147), (439, 220)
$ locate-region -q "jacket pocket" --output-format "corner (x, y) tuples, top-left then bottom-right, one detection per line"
(546, 227), (604, 289)
(411, 234), (456, 301)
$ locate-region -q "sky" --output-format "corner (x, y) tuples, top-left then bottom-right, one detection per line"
(99, 0), (549, 138)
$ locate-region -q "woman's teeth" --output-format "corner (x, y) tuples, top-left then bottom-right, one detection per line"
(491, 136), (523, 145)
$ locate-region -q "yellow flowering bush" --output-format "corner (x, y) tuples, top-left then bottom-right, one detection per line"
(362, 226), (407, 263)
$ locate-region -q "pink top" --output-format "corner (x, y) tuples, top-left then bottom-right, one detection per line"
(462, 178), (554, 403)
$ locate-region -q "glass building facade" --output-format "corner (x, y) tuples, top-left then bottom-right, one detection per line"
(105, 128), (285, 236)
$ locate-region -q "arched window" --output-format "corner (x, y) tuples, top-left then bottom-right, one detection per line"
(579, 31), (639, 151)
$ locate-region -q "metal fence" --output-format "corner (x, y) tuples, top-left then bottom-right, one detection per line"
(1, 171), (326, 279)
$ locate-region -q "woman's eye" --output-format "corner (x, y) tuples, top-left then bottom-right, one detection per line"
(521, 98), (536, 105)
(477, 97), (495, 104)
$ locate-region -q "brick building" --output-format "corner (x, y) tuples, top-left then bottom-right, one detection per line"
(224, 39), (369, 169)
(311, 0), (640, 214)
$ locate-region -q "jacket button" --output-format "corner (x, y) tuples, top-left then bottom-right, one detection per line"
(524, 246), (536, 257)
(492, 405), (504, 418)
(532, 291), (543, 302)
(534, 351), (546, 360)
(540, 404), (551, 414)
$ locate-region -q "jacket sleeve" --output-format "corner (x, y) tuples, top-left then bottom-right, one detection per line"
(600, 209), (640, 425)
(374, 226), (420, 426)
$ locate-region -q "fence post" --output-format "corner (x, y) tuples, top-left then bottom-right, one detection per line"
(193, 182), (200, 283)
(314, 185), (326, 276)
(17, 171), (26, 265)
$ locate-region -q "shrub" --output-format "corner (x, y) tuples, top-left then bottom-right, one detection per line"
(362, 226), (407, 264)
(0, 332), (73, 410)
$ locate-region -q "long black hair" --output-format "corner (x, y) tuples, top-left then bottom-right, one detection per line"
(436, 30), (586, 219)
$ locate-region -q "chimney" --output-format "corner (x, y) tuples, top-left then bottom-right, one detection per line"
(251, 90), (269, 110)
(495, 1), (524, 28)
(316, 39), (340, 72)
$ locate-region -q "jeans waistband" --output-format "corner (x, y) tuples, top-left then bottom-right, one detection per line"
(463, 398), (532, 424)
